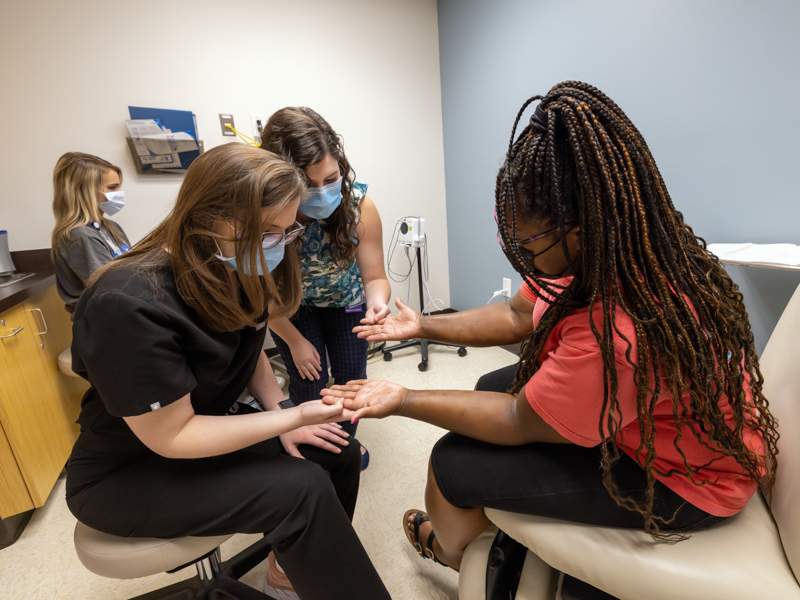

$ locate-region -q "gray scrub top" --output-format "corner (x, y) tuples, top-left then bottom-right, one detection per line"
(53, 220), (131, 313)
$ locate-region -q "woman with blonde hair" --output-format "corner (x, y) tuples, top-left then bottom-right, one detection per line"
(51, 152), (131, 312)
(66, 143), (390, 600)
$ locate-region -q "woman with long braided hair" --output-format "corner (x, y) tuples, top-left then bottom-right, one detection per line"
(323, 81), (778, 575)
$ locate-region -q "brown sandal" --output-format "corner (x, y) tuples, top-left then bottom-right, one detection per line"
(403, 509), (445, 565)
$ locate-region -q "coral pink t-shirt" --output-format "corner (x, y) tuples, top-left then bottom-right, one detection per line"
(521, 278), (762, 517)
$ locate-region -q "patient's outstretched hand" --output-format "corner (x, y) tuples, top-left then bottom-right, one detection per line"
(352, 298), (421, 341)
(321, 379), (407, 421)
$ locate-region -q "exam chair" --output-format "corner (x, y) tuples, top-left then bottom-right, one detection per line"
(459, 281), (800, 600)
(73, 523), (276, 599)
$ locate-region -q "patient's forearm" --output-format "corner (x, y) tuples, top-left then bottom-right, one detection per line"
(418, 294), (534, 346)
(398, 388), (569, 445)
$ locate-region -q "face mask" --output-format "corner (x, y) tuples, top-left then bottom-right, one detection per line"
(215, 242), (285, 275)
(300, 176), (343, 219)
(509, 236), (569, 279)
(98, 191), (126, 216)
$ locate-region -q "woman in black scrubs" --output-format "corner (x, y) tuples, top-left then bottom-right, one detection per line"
(65, 144), (390, 600)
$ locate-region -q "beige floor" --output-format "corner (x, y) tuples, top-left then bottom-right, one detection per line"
(0, 344), (517, 600)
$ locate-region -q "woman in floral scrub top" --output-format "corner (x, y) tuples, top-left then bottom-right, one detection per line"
(262, 107), (390, 470)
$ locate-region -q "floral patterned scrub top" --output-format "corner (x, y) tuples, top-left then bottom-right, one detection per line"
(298, 182), (367, 308)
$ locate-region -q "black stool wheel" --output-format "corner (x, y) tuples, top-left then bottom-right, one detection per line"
(458, 347), (467, 357)
(383, 352), (393, 361)
(418, 361), (428, 372)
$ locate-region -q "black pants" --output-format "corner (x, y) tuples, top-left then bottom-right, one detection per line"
(271, 303), (368, 436)
(67, 438), (390, 600)
(430, 365), (726, 531)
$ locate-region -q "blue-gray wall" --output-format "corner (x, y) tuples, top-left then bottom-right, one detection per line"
(438, 0), (800, 353)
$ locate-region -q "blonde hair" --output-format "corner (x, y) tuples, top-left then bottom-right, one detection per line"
(51, 152), (123, 249)
(90, 143), (306, 331)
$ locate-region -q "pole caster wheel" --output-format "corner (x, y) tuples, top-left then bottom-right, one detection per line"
(383, 352), (393, 361)
(418, 361), (428, 372)
(458, 347), (467, 357)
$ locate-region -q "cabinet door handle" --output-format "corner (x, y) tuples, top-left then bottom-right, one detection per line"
(28, 308), (49, 335)
(0, 326), (24, 338)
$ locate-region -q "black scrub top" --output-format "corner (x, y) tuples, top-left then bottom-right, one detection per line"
(68, 260), (267, 470)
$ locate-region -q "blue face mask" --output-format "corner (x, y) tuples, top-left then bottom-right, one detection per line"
(215, 241), (285, 275)
(300, 176), (343, 219)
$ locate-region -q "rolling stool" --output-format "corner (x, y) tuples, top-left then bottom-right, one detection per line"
(73, 522), (276, 599)
(58, 347), (81, 377)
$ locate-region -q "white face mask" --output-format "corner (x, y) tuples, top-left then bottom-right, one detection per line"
(98, 191), (126, 216)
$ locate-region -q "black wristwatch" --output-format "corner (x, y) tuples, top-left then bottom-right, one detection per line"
(278, 399), (295, 410)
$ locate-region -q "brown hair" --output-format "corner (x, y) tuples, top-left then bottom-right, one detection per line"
(260, 107), (359, 267)
(496, 81), (779, 540)
(90, 143), (305, 331)
(51, 152), (125, 249)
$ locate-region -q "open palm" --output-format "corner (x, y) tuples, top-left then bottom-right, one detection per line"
(321, 379), (407, 421)
(353, 298), (421, 341)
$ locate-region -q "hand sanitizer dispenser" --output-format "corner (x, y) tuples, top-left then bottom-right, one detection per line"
(0, 231), (16, 276)
(0, 231), (33, 288)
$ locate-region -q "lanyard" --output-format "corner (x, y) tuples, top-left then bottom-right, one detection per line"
(91, 222), (129, 258)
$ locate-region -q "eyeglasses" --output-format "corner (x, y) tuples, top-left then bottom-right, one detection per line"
(503, 226), (563, 249)
(493, 206), (563, 250)
(261, 221), (305, 249)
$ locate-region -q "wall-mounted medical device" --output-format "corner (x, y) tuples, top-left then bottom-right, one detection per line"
(395, 217), (425, 247)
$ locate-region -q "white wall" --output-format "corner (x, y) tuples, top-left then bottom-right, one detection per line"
(0, 0), (450, 309)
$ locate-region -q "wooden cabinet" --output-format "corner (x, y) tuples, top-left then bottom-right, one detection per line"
(0, 284), (88, 517)
(0, 418), (31, 517)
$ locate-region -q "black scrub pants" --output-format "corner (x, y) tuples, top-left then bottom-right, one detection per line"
(66, 438), (391, 600)
(430, 365), (727, 532)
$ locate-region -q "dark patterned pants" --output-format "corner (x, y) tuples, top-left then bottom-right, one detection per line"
(270, 303), (368, 435)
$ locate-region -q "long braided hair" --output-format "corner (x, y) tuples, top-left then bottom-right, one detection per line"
(496, 81), (779, 539)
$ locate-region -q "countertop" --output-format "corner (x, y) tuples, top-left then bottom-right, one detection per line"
(0, 250), (56, 314)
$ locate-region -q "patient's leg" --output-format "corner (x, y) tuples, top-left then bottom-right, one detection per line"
(426, 458), (491, 570)
(404, 364), (515, 570)
(403, 458), (490, 571)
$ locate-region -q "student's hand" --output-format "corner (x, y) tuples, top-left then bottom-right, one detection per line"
(279, 399), (352, 457)
(289, 337), (322, 380)
(363, 302), (391, 325)
(279, 423), (350, 458)
(353, 298), (421, 341)
(321, 379), (408, 421)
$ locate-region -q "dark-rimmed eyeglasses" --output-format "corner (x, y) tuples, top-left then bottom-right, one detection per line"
(493, 207), (564, 250)
(498, 225), (563, 250)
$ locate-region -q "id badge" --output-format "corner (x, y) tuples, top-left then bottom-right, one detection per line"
(344, 303), (363, 314)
